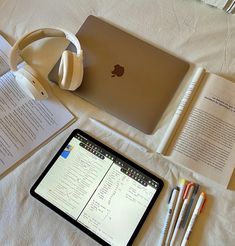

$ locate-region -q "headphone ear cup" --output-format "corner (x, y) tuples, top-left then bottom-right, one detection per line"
(14, 65), (48, 100)
(58, 50), (83, 91)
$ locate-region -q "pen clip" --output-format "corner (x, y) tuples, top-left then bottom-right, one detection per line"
(193, 184), (200, 197)
(168, 186), (179, 203)
(183, 182), (195, 199)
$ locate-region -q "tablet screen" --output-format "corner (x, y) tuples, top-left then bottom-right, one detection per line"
(31, 130), (163, 246)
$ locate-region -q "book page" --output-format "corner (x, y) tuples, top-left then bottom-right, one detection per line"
(0, 35), (75, 176)
(167, 73), (235, 187)
(0, 36), (10, 75)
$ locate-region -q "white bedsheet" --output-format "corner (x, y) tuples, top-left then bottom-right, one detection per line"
(0, 0), (235, 245)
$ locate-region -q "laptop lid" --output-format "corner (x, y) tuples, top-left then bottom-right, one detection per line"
(49, 15), (189, 134)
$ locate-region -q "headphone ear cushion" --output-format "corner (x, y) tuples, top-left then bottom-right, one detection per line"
(58, 50), (83, 91)
(14, 65), (48, 100)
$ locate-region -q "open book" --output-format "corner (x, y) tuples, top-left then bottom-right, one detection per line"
(157, 67), (235, 187)
(0, 35), (75, 177)
(201, 0), (235, 14)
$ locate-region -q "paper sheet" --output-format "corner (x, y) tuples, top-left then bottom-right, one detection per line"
(0, 35), (75, 176)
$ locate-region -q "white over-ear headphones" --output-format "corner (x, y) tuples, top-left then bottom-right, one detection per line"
(9, 27), (83, 100)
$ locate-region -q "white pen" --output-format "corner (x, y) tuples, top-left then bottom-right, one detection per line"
(156, 67), (205, 155)
(165, 179), (187, 245)
(181, 192), (206, 246)
(89, 117), (152, 153)
(175, 184), (200, 244)
(159, 187), (180, 246)
(170, 182), (195, 246)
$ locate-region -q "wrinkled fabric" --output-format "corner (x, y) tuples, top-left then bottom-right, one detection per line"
(0, 0), (235, 245)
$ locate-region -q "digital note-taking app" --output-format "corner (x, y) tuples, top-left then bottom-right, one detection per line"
(61, 145), (73, 159)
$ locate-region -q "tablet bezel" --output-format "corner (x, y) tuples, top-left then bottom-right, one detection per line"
(30, 129), (164, 246)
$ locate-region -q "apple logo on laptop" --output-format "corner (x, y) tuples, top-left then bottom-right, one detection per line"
(111, 64), (124, 77)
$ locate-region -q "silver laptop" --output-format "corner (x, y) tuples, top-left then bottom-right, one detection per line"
(49, 15), (189, 134)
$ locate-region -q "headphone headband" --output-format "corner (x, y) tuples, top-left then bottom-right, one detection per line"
(9, 27), (81, 71)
